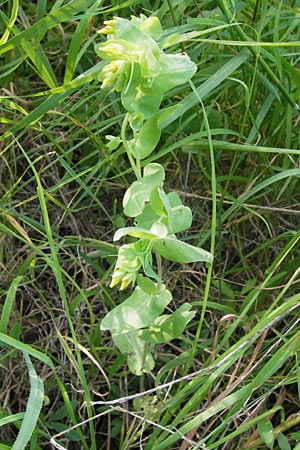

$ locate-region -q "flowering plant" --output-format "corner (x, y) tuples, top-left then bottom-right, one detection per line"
(96, 15), (213, 375)
(95, 15), (197, 118)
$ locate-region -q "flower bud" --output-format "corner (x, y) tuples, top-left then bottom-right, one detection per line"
(97, 19), (116, 35)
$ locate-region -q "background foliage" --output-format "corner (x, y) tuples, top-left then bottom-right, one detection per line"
(1, 0), (300, 449)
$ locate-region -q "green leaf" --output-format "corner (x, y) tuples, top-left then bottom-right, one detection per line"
(0, 0), (98, 55)
(136, 189), (192, 234)
(153, 236), (213, 264)
(114, 222), (168, 241)
(154, 52), (197, 93)
(135, 203), (159, 229)
(130, 106), (179, 159)
(139, 304), (195, 344)
(112, 329), (155, 375)
(105, 135), (121, 150)
(11, 352), (44, 450)
(123, 163), (165, 217)
(168, 205), (192, 234)
(257, 419), (275, 449)
(100, 284), (172, 333)
(159, 49), (251, 130)
(123, 77), (163, 117)
(0, 413), (24, 427)
(142, 253), (160, 281)
(131, 15), (162, 41)
(114, 16), (161, 52)
(51, 400), (77, 421)
(96, 16), (196, 117)
(153, 189), (192, 233)
(136, 275), (157, 294)
(277, 433), (291, 450)
(129, 114), (161, 159)
(0, 275), (23, 334)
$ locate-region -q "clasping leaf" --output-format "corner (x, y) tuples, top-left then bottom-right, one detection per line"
(123, 163), (165, 217)
(153, 235), (213, 264)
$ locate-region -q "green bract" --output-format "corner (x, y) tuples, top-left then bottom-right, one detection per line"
(123, 163), (165, 217)
(95, 15), (197, 118)
(96, 15), (213, 375)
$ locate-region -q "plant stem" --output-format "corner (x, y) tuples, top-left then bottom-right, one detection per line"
(156, 251), (163, 290)
(121, 112), (142, 180)
(140, 342), (148, 392)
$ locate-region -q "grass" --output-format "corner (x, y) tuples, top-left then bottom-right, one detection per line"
(1, 0), (300, 449)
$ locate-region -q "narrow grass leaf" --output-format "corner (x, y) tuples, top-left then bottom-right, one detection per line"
(160, 49), (250, 129)
(0, 0), (100, 54)
(18, 142), (96, 449)
(0, 275), (23, 334)
(11, 352), (44, 450)
(153, 386), (250, 450)
(63, 0), (103, 83)
(0, 332), (54, 367)
(208, 407), (282, 449)
(0, 413), (24, 427)
(222, 168), (300, 223)
(0, 0), (19, 45)
(2, 62), (104, 140)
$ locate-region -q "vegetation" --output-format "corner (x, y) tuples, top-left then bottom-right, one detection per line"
(1, 0), (300, 449)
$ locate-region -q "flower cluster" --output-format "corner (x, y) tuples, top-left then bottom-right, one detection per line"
(109, 243), (142, 290)
(110, 239), (156, 290)
(95, 15), (197, 118)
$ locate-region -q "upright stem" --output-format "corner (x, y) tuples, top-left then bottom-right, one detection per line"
(156, 251), (163, 291)
(121, 113), (142, 180)
(140, 342), (148, 392)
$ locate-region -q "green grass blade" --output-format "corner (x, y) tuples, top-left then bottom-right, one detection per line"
(0, 62), (104, 142)
(0, 0), (100, 55)
(63, 0), (103, 83)
(160, 49), (250, 129)
(0, 275), (23, 334)
(11, 352), (44, 450)
(17, 141), (96, 449)
(0, 0), (19, 45)
(0, 413), (24, 427)
(223, 168), (300, 223)
(0, 332), (54, 367)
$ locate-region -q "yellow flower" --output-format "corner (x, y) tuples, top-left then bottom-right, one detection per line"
(109, 243), (142, 290)
(100, 60), (125, 89)
(110, 269), (137, 290)
(97, 20), (116, 35)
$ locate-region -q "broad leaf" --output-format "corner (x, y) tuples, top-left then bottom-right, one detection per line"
(168, 205), (192, 234)
(135, 203), (159, 229)
(136, 275), (157, 294)
(129, 114), (161, 159)
(121, 63), (164, 117)
(153, 52), (197, 93)
(123, 163), (165, 217)
(137, 190), (192, 234)
(153, 236), (213, 264)
(100, 284), (172, 333)
(114, 222), (168, 241)
(96, 16), (196, 117)
(257, 419), (275, 449)
(139, 304), (195, 344)
(112, 329), (155, 375)
(167, 191), (182, 206)
(130, 106), (179, 159)
(150, 187), (169, 216)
